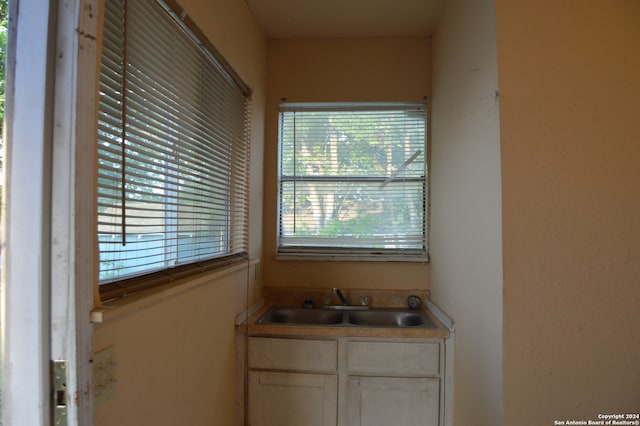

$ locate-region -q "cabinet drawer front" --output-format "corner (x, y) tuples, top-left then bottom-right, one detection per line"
(347, 341), (439, 376)
(249, 337), (337, 372)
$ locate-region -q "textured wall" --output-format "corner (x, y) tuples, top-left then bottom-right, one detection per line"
(497, 0), (640, 423)
(263, 38), (432, 290)
(94, 270), (250, 425)
(429, 0), (504, 424)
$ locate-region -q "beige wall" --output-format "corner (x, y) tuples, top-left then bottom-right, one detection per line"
(93, 0), (267, 424)
(497, 0), (640, 423)
(91, 1), (640, 423)
(94, 270), (251, 425)
(263, 38), (432, 290)
(429, 0), (503, 425)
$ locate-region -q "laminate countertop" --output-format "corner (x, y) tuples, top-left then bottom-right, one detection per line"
(244, 304), (450, 339)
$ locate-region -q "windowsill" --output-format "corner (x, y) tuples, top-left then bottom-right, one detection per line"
(275, 253), (429, 262)
(91, 258), (258, 324)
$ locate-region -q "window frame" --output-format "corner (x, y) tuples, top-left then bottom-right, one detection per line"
(97, 0), (251, 298)
(276, 102), (429, 262)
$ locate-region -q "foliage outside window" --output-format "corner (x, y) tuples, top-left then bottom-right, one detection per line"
(97, 0), (250, 285)
(278, 103), (427, 260)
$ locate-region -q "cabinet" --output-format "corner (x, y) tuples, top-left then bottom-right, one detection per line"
(248, 337), (338, 426)
(248, 336), (446, 426)
(347, 377), (439, 425)
(345, 341), (440, 426)
(249, 371), (337, 426)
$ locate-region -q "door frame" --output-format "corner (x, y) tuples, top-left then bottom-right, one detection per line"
(2, 0), (98, 424)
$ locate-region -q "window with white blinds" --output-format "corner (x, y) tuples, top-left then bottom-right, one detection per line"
(278, 103), (427, 260)
(98, 0), (251, 285)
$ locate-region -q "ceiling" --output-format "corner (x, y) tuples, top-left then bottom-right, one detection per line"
(245, 0), (446, 39)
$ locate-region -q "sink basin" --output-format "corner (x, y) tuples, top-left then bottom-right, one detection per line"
(257, 307), (345, 325)
(256, 307), (438, 328)
(348, 309), (437, 328)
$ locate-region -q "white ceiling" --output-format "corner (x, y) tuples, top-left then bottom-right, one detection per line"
(245, 0), (446, 39)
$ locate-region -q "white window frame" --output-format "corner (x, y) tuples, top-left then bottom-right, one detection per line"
(276, 102), (429, 262)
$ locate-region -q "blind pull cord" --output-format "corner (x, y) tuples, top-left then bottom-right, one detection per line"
(120, 0), (129, 246)
(379, 150), (422, 190)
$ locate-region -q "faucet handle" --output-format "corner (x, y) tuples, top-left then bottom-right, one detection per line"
(407, 295), (422, 309)
(322, 294), (331, 306)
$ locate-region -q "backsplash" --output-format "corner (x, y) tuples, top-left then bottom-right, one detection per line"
(262, 287), (430, 309)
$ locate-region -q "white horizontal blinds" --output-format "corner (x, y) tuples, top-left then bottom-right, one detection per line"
(97, 0), (250, 283)
(278, 103), (427, 256)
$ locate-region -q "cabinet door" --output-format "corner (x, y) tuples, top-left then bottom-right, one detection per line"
(249, 371), (338, 426)
(347, 377), (439, 426)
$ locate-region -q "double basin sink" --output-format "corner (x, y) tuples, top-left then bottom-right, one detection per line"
(257, 306), (437, 329)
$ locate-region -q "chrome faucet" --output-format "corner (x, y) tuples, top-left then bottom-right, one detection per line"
(332, 288), (349, 305)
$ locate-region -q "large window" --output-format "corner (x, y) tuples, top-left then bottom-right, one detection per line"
(97, 0), (250, 286)
(278, 103), (427, 260)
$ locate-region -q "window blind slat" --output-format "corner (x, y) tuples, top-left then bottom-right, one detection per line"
(278, 103), (427, 258)
(97, 0), (250, 284)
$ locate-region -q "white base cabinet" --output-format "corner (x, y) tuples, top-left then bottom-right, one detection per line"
(347, 377), (439, 426)
(343, 340), (441, 426)
(248, 335), (447, 426)
(249, 371), (338, 426)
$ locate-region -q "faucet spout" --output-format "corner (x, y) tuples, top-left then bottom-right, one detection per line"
(332, 288), (349, 305)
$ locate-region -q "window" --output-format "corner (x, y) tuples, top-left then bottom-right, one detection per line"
(278, 103), (427, 260)
(97, 0), (251, 286)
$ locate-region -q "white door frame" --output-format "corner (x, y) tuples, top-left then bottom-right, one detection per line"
(2, 0), (98, 424)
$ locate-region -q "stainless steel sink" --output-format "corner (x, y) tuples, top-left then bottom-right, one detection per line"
(257, 307), (437, 328)
(348, 309), (436, 327)
(257, 307), (345, 325)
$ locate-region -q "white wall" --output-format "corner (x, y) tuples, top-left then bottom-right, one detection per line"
(429, 0), (503, 424)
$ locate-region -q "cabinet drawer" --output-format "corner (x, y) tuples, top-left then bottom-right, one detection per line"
(249, 337), (337, 372)
(346, 341), (439, 376)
